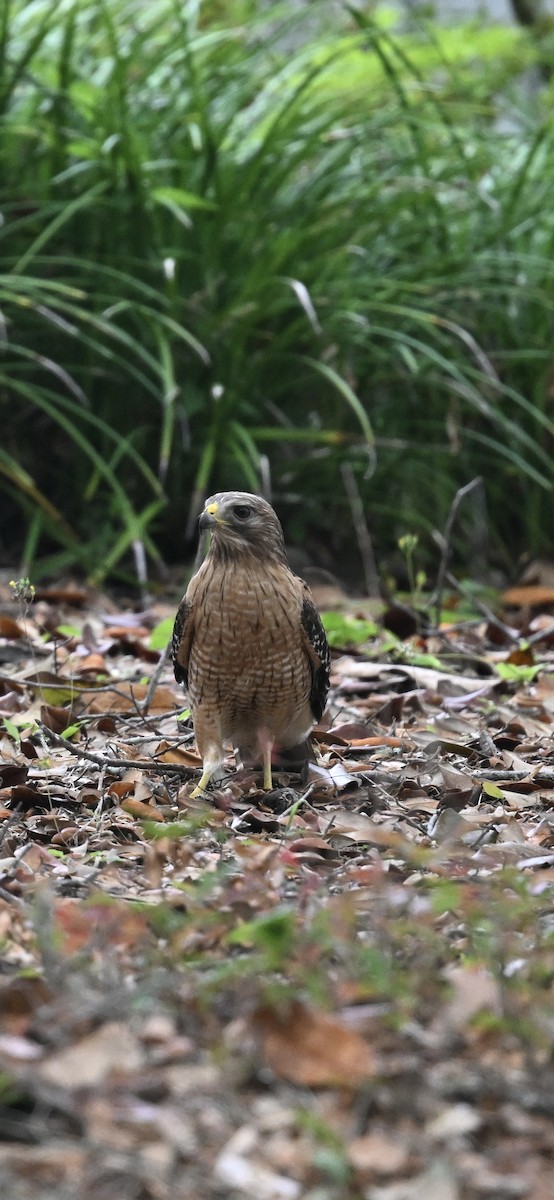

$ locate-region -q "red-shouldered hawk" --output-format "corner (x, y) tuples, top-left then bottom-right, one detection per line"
(172, 491), (330, 797)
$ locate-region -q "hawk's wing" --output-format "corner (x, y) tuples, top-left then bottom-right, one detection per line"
(172, 596), (195, 688)
(300, 585), (330, 722)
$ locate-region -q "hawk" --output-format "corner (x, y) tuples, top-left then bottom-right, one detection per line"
(172, 491), (330, 796)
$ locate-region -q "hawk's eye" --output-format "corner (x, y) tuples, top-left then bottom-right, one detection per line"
(233, 505), (252, 520)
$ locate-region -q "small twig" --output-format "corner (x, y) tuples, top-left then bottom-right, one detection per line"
(0, 806), (25, 852)
(132, 538), (149, 602)
(526, 620), (554, 648)
(341, 462), (381, 598)
(432, 477), (483, 625)
(259, 455), (272, 503)
(443, 570), (519, 642)
(0, 886), (24, 906)
(37, 723), (195, 778)
(0, 672), (160, 694)
(471, 768), (554, 783)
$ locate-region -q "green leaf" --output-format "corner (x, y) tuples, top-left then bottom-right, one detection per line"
(151, 186), (217, 211)
(60, 723), (82, 740)
(3, 717), (21, 743)
(495, 662), (544, 683)
(482, 781), (506, 800)
(226, 908), (296, 970)
(322, 612), (378, 648)
(149, 616), (174, 650)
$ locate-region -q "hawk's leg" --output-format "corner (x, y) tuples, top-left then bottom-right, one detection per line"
(263, 743), (273, 792)
(191, 714), (225, 798)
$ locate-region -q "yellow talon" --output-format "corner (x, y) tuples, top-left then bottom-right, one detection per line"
(189, 768), (213, 798)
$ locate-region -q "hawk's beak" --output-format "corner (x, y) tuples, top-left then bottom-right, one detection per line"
(199, 501), (219, 532)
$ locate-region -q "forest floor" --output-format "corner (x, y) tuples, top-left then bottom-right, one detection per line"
(0, 574), (553, 1200)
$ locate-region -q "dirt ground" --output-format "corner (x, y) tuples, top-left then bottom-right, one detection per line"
(0, 578), (553, 1199)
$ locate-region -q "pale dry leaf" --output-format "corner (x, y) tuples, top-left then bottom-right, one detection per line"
(502, 749), (540, 775)
(330, 813), (411, 849)
(214, 1126), (301, 1200)
(348, 1131), (409, 1175)
(528, 675), (554, 714)
(428, 809), (468, 844)
(0, 1033), (44, 1062)
(327, 761), (359, 789)
(516, 852), (554, 869)
(369, 1158), (461, 1200)
(496, 818), (527, 843)
(439, 764), (476, 791)
(503, 790), (543, 810)
(334, 657), (493, 694)
(0, 1142), (87, 1184)
(39, 1021), (144, 1088)
(433, 965), (502, 1035)
(425, 1102), (482, 1140)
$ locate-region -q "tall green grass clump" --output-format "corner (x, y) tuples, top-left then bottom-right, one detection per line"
(1, 0), (553, 582)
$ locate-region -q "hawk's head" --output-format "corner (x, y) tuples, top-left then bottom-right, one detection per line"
(199, 492), (288, 562)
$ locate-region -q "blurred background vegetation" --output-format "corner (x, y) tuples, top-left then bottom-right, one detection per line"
(1, 0), (554, 587)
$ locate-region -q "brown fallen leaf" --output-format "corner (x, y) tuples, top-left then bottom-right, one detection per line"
(0, 976), (53, 1035)
(33, 585), (89, 605)
(0, 615), (24, 639)
(106, 779), (136, 801)
(286, 836), (338, 860)
(52, 898), (149, 954)
(75, 653), (108, 674)
(254, 1000), (376, 1087)
(40, 702), (78, 734)
(503, 584), (554, 608)
(103, 624), (151, 639)
(51, 826), (82, 846)
(121, 798), (165, 822)
(79, 788), (102, 807)
(347, 735), (404, 748)
(84, 682), (178, 713)
(6, 783), (42, 811)
(0, 763), (29, 786)
(504, 646), (535, 667)
(155, 740), (201, 767)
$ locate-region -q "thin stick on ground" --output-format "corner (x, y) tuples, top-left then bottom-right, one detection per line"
(432, 476), (483, 626)
(443, 569), (519, 642)
(341, 462), (381, 599)
(470, 768), (554, 783)
(37, 722), (196, 778)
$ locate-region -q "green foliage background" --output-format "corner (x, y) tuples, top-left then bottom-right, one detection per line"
(1, 0), (554, 583)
